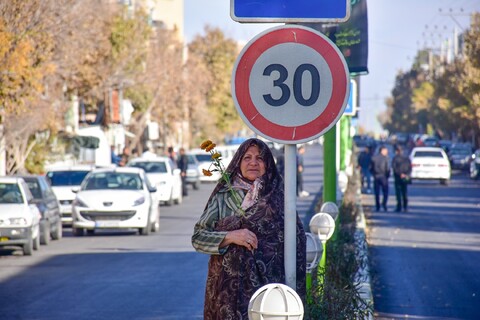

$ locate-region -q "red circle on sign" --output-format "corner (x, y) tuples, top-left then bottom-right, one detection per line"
(232, 25), (349, 143)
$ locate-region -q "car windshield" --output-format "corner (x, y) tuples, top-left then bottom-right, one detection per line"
(0, 183), (24, 204)
(414, 151), (443, 158)
(129, 161), (167, 173)
(24, 179), (42, 199)
(83, 172), (143, 190)
(194, 154), (212, 162)
(450, 149), (471, 155)
(46, 170), (90, 186)
(187, 155), (197, 165)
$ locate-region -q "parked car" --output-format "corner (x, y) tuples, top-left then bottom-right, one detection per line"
(186, 153), (201, 190)
(128, 156), (182, 206)
(190, 149), (221, 182)
(18, 175), (62, 245)
(45, 165), (93, 226)
(190, 145), (239, 183)
(448, 146), (472, 171)
(71, 167), (159, 236)
(421, 136), (440, 147)
(438, 140), (453, 153)
(0, 177), (41, 255)
(409, 147), (451, 185)
(470, 149), (480, 180)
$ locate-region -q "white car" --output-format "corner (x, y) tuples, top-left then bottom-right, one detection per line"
(0, 177), (41, 255)
(46, 165), (94, 226)
(409, 147), (451, 185)
(71, 167), (160, 236)
(190, 145), (239, 182)
(127, 157), (182, 206)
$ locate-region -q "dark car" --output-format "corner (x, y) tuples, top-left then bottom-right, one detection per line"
(19, 175), (62, 245)
(448, 145), (472, 171)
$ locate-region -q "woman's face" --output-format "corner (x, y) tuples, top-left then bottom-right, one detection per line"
(240, 145), (266, 181)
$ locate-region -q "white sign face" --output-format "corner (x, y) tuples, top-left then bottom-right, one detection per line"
(232, 25), (350, 144)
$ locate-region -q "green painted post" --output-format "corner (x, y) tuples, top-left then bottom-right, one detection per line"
(339, 116), (350, 171)
(323, 125), (337, 203)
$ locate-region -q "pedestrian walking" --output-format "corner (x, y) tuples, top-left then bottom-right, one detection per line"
(118, 146), (131, 166)
(110, 145), (121, 165)
(357, 146), (372, 193)
(177, 147), (188, 197)
(167, 146), (176, 169)
(297, 145), (309, 197)
(192, 138), (306, 320)
(392, 145), (412, 212)
(370, 145), (390, 211)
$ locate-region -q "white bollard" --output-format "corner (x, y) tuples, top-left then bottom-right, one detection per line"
(248, 283), (304, 320)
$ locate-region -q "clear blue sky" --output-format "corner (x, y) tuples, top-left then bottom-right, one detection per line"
(184, 0), (479, 134)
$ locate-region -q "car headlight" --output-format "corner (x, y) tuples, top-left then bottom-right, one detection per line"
(8, 218), (28, 226)
(133, 196), (145, 206)
(73, 198), (89, 208)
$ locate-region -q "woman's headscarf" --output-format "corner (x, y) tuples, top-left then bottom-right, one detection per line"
(209, 138), (282, 200)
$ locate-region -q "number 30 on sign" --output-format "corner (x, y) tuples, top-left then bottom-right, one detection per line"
(231, 25), (350, 144)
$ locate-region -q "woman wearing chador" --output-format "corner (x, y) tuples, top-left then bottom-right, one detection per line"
(192, 138), (306, 320)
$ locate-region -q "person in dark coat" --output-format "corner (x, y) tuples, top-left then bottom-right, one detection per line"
(392, 146), (412, 212)
(177, 147), (189, 196)
(192, 138), (306, 320)
(370, 146), (390, 211)
(357, 146), (372, 193)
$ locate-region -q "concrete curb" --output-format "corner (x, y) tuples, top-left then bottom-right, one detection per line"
(354, 187), (374, 319)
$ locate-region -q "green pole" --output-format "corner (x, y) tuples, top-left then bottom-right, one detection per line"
(318, 242), (327, 283)
(323, 125), (337, 203)
(339, 116), (350, 171)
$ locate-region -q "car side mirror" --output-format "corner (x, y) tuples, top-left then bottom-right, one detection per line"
(148, 186), (157, 193)
(173, 168), (181, 175)
(71, 187), (80, 193)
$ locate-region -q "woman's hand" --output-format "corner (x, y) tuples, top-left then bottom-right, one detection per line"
(220, 229), (258, 251)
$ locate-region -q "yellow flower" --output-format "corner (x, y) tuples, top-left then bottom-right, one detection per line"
(203, 139), (245, 216)
(205, 143), (216, 152)
(200, 140), (213, 150)
(202, 169), (213, 177)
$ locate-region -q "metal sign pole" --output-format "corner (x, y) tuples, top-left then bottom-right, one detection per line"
(284, 144), (297, 289)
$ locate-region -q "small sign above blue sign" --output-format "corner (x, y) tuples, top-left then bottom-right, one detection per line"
(231, 0), (350, 23)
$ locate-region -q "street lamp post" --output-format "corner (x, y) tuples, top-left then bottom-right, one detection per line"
(248, 283), (304, 320)
(309, 212), (336, 285)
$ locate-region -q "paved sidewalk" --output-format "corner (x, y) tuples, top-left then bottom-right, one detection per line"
(296, 142), (324, 227)
(297, 142), (374, 318)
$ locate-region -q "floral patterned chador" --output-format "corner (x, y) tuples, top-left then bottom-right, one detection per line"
(192, 138), (306, 320)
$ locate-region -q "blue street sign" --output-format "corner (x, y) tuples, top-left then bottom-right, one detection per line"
(231, 0), (350, 23)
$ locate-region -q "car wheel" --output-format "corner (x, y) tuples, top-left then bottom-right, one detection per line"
(40, 221), (50, 245)
(440, 179), (449, 185)
(151, 211), (160, 232)
(166, 194), (174, 206)
(52, 219), (63, 240)
(33, 233), (40, 250)
(23, 237), (33, 256)
(87, 229), (95, 236)
(193, 181), (200, 190)
(73, 227), (84, 236)
(139, 218), (151, 236)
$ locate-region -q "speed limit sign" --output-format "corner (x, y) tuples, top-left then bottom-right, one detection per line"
(232, 25), (350, 144)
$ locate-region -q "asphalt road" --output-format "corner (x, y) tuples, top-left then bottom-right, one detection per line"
(0, 181), (216, 320)
(364, 171), (480, 319)
(0, 143), (324, 320)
